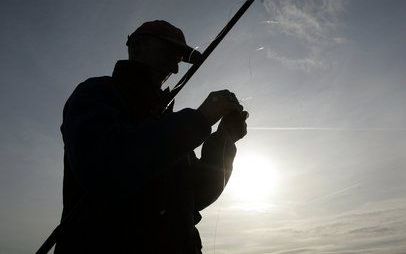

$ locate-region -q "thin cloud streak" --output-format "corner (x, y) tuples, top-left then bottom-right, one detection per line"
(304, 182), (362, 204)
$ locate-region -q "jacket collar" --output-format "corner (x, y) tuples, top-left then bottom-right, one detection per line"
(112, 60), (161, 88)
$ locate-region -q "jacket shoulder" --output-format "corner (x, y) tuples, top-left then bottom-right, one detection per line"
(68, 76), (117, 102)
(62, 76), (120, 117)
(73, 76), (115, 96)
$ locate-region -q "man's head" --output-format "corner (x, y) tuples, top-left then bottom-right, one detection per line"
(126, 20), (202, 84)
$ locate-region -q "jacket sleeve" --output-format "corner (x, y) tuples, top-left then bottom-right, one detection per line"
(193, 131), (237, 211)
(61, 81), (211, 196)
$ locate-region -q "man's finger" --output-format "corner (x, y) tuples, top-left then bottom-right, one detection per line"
(241, 111), (249, 120)
(228, 92), (238, 102)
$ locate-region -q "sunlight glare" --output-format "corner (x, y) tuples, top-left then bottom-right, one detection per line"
(226, 153), (280, 211)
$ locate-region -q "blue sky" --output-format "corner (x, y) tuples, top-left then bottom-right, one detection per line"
(1, 0), (406, 253)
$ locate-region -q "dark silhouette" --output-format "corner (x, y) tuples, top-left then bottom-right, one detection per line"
(54, 20), (248, 253)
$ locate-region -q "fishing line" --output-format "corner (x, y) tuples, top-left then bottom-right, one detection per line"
(213, 137), (229, 254)
(212, 195), (224, 254)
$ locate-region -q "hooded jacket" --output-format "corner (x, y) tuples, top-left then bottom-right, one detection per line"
(54, 60), (236, 253)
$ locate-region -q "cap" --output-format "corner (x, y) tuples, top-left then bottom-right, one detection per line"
(127, 20), (202, 64)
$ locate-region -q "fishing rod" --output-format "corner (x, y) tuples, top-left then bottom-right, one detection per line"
(163, 0), (256, 112)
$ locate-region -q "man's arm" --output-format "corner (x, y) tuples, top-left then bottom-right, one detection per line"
(193, 131), (237, 211)
(61, 80), (211, 196)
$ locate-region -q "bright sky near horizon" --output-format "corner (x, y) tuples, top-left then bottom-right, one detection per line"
(1, 0), (406, 253)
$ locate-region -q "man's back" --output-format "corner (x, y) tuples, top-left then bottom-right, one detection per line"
(55, 63), (210, 253)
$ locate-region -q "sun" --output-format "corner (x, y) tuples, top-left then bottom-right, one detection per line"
(225, 153), (280, 211)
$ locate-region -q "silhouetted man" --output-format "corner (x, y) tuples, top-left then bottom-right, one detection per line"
(55, 20), (247, 254)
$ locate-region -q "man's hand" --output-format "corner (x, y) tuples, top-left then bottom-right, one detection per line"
(198, 90), (243, 126)
(218, 110), (248, 143)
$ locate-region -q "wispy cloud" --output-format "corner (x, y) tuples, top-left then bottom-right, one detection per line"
(261, 0), (348, 71)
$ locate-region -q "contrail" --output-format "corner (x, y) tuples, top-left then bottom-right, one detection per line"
(247, 127), (406, 132)
(306, 182), (362, 204)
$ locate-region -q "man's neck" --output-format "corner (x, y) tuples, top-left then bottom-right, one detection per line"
(112, 60), (165, 119)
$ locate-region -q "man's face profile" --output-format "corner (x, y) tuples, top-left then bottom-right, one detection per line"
(134, 36), (183, 85)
